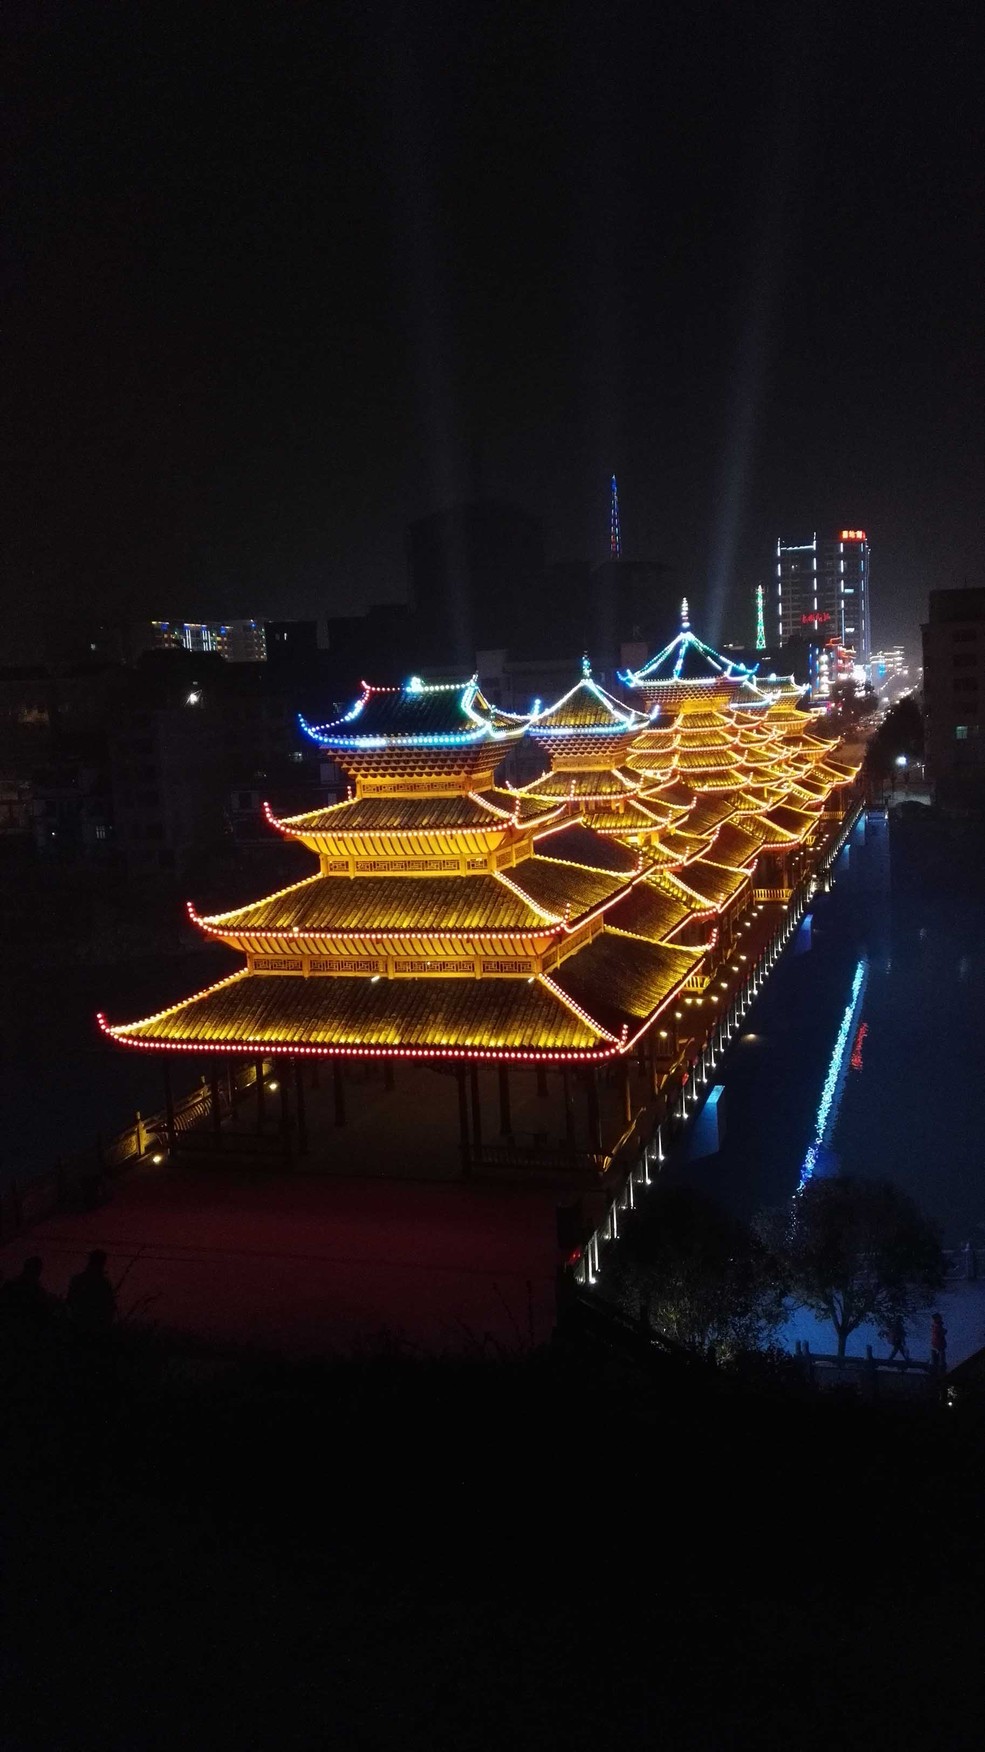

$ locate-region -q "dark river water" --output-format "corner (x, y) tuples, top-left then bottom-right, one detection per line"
(676, 809), (984, 1248)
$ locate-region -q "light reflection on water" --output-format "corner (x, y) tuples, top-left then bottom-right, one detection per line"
(677, 812), (985, 1246)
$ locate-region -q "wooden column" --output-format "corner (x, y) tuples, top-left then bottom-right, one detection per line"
(384, 1062), (395, 1092)
(536, 1065), (548, 1099)
(332, 1059), (346, 1127)
(225, 1063), (235, 1113)
(163, 1061), (177, 1154)
(619, 1058), (633, 1128)
(586, 1071), (602, 1154)
(255, 1057), (266, 1133)
(469, 1064), (482, 1159)
(562, 1068), (576, 1157)
(294, 1059), (308, 1156)
(279, 1061), (291, 1159)
(457, 1064), (471, 1179)
(209, 1064), (222, 1139)
(498, 1065), (512, 1137)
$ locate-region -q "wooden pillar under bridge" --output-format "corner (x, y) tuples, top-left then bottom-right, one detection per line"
(498, 1065), (512, 1137)
(278, 1060), (291, 1160)
(255, 1058), (266, 1133)
(163, 1061), (177, 1153)
(562, 1068), (576, 1156)
(332, 1059), (346, 1127)
(383, 1061), (394, 1092)
(294, 1059), (307, 1156)
(619, 1057), (633, 1128)
(469, 1064), (482, 1158)
(457, 1064), (471, 1179)
(225, 1063), (235, 1113)
(209, 1063), (222, 1139)
(586, 1070), (602, 1154)
(648, 1038), (660, 1098)
(536, 1065), (548, 1099)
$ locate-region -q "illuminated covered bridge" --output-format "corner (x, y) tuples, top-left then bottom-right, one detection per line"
(100, 615), (861, 1182)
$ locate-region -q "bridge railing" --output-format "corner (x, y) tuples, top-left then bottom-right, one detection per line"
(0, 1061), (271, 1245)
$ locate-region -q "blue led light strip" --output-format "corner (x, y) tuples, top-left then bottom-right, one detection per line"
(798, 956), (868, 1189)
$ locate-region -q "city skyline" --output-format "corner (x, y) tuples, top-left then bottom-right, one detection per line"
(4, 6), (981, 663)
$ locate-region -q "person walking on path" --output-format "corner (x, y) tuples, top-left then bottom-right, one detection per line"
(67, 1250), (116, 1334)
(881, 1314), (909, 1362)
(930, 1311), (948, 1371)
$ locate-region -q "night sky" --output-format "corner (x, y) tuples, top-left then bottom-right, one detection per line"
(5, 2), (982, 658)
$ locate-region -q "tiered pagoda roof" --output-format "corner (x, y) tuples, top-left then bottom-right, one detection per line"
(100, 611), (861, 1069)
(101, 668), (708, 1062)
(513, 665), (689, 850)
(618, 600), (765, 708)
(525, 666), (652, 766)
(299, 676), (523, 793)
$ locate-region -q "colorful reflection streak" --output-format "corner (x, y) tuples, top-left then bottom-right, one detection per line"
(799, 957), (868, 1189)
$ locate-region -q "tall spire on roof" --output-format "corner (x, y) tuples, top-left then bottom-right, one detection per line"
(609, 474), (622, 560)
(680, 596), (690, 630)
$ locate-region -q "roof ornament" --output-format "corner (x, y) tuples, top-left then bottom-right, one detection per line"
(680, 596), (690, 630)
(581, 653), (592, 678)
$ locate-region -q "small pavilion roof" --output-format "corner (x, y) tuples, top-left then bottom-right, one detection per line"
(706, 821), (766, 868)
(604, 884), (696, 945)
(619, 603), (763, 695)
(666, 859), (752, 910)
(548, 936), (700, 1040)
(532, 822), (641, 876)
(758, 803), (817, 844)
(300, 676), (521, 750)
(527, 671), (651, 737)
(578, 800), (681, 838)
(515, 765), (642, 802)
(681, 794), (737, 835)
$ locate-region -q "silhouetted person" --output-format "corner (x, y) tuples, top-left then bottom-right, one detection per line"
(67, 1250), (116, 1334)
(930, 1311), (947, 1371)
(881, 1315), (909, 1362)
(0, 1256), (55, 1325)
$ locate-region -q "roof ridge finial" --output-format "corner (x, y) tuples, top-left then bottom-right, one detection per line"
(581, 652), (592, 678)
(680, 596), (690, 631)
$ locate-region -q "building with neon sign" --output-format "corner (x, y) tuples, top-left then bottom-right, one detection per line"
(775, 531), (870, 666)
(100, 608), (861, 1184)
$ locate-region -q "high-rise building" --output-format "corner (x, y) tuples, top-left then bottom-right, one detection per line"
(775, 530), (870, 661)
(922, 587), (985, 808)
(150, 619), (267, 662)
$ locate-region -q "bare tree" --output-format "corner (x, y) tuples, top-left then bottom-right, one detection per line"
(764, 1177), (943, 1358)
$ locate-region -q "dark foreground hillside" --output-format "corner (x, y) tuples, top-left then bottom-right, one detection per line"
(1, 1316), (982, 1751)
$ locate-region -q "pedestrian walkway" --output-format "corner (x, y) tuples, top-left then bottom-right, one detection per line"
(781, 1279), (985, 1372)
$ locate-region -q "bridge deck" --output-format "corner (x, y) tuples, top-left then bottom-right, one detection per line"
(0, 1162), (563, 1354)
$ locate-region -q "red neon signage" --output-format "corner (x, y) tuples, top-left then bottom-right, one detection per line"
(801, 611), (832, 626)
(839, 529), (866, 541)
